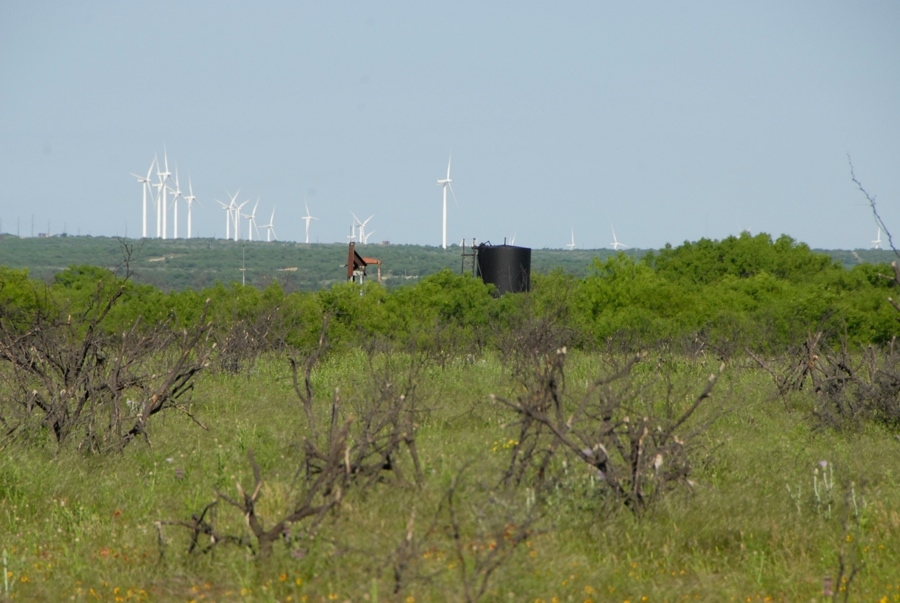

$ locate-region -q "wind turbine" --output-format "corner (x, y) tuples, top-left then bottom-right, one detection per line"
(168, 166), (183, 239)
(159, 152), (172, 239)
(153, 186), (165, 238)
(233, 199), (249, 241)
(359, 214), (375, 244)
(260, 207), (278, 241)
(436, 154), (457, 249)
(872, 228), (883, 250)
(131, 158), (156, 239)
(610, 226), (629, 250)
(245, 198), (261, 241)
(347, 221), (357, 242)
(352, 213), (373, 245)
(301, 202), (317, 244)
(153, 154), (169, 238)
(216, 200), (231, 240)
(567, 226), (576, 250)
(217, 189), (240, 240)
(183, 178), (197, 239)
(361, 218), (374, 244)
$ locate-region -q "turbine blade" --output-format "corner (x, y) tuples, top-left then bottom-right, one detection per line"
(449, 182), (460, 207)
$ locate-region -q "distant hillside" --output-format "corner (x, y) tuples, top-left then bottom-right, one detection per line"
(0, 234), (894, 292)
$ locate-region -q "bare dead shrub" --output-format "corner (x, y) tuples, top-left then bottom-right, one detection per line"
(436, 469), (540, 602)
(494, 348), (724, 512)
(748, 331), (825, 397)
(0, 277), (214, 452)
(161, 431), (349, 560)
(289, 316), (329, 435)
(168, 328), (426, 559)
(751, 331), (900, 430)
(212, 307), (283, 376)
(811, 339), (900, 430)
(299, 333), (426, 490)
(345, 339), (431, 488)
(491, 295), (577, 384)
(375, 467), (540, 602)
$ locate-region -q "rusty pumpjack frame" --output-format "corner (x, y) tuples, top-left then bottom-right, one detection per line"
(346, 242), (382, 284)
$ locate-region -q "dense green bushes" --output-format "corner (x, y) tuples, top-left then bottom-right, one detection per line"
(2, 233), (898, 361)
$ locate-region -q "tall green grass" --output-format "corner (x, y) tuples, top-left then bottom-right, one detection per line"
(2, 351), (900, 602)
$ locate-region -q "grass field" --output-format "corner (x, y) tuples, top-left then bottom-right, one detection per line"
(2, 349), (900, 602)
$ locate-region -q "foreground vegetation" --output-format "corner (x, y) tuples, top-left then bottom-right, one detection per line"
(2, 232), (900, 601)
(2, 352), (900, 601)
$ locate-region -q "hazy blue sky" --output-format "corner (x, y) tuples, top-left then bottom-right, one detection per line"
(2, 1), (898, 250)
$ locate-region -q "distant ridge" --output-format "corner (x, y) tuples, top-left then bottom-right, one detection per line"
(0, 234), (893, 292)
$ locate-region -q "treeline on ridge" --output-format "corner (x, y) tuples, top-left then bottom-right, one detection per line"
(0, 232), (894, 292)
(1, 231), (897, 359)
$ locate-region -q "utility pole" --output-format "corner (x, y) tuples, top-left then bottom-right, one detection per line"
(241, 243), (246, 286)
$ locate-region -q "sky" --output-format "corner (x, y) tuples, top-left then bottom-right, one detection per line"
(1, 1), (899, 250)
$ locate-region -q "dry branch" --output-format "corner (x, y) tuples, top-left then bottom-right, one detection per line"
(494, 348), (724, 511)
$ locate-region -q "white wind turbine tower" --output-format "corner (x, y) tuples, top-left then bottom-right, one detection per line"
(352, 212), (374, 245)
(567, 226), (576, 250)
(215, 201), (230, 240)
(610, 226), (629, 250)
(362, 219), (374, 244)
(183, 178), (197, 239)
(436, 154), (456, 249)
(350, 211), (366, 243)
(168, 167), (183, 239)
(245, 198), (261, 241)
(233, 199), (249, 241)
(131, 158), (156, 239)
(301, 202), (317, 244)
(347, 221), (357, 243)
(152, 155), (167, 238)
(217, 190), (239, 240)
(260, 207), (278, 242)
(159, 152), (173, 239)
(872, 228), (883, 250)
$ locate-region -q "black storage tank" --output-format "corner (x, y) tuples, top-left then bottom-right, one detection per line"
(476, 243), (531, 294)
